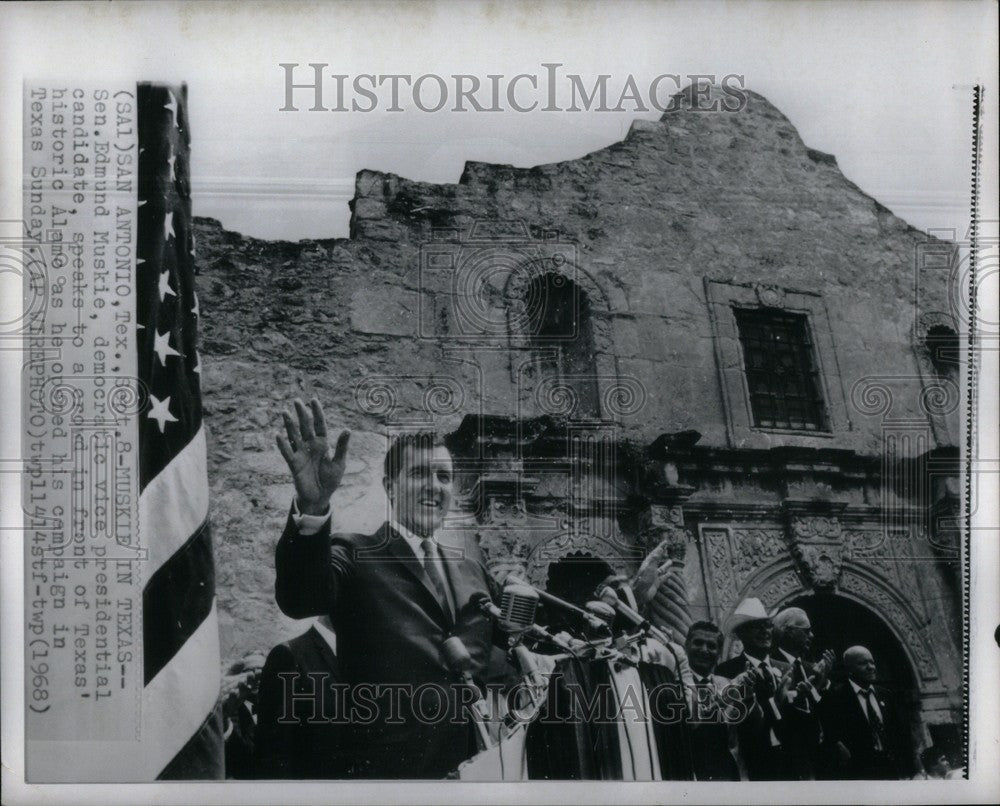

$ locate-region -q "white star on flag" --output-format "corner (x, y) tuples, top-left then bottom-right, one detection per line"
(191, 294), (199, 317)
(167, 151), (177, 181)
(190, 231), (197, 258)
(154, 327), (182, 365)
(158, 270), (176, 301)
(164, 92), (178, 123)
(164, 210), (174, 242)
(147, 393), (179, 433)
(193, 353), (201, 374)
(139, 198), (147, 208)
(137, 257), (146, 267)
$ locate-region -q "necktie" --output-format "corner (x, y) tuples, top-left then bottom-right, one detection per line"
(420, 538), (453, 620)
(862, 689), (887, 751)
(794, 659), (812, 712)
(695, 677), (718, 722)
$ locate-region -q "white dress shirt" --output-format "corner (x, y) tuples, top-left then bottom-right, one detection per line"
(848, 678), (884, 723)
(312, 615), (338, 654)
(290, 498), (332, 535)
(290, 501), (457, 616)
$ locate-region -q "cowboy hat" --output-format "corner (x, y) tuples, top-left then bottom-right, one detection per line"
(724, 597), (772, 634)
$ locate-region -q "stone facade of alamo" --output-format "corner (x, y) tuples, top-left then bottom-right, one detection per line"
(194, 86), (964, 758)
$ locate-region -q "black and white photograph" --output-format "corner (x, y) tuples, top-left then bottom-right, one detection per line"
(1, 1), (998, 803)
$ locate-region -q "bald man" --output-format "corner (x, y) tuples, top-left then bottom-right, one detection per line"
(819, 646), (906, 779)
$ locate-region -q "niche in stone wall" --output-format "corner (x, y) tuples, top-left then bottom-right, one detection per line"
(523, 273), (601, 419)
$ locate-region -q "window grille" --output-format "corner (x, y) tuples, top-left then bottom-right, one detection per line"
(734, 308), (827, 431)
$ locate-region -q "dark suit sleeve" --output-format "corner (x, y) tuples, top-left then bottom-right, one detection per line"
(817, 687), (849, 777)
(253, 644), (298, 779)
(274, 508), (355, 619)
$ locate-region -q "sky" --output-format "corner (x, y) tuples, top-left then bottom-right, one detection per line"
(4, 1), (992, 242)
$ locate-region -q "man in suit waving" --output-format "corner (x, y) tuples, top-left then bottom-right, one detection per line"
(273, 399), (501, 779)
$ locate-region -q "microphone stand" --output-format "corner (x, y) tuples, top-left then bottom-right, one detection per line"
(443, 636), (494, 751)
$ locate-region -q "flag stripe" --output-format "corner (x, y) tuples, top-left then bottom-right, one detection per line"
(143, 520), (216, 684)
(136, 81), (222, 778)
(140, 424), (209, 577)
(140, 600), (222, 779)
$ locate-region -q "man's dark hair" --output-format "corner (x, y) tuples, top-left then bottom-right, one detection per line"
(685, 620), (723, 644)
(383, 432), (449, 481)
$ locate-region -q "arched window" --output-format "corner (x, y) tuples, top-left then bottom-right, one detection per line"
(526, 273), (600, 418)
(925, 325), (960, 382)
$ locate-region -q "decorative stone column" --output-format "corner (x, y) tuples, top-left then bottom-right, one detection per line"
(638, 504), (694, 641)
(637, 432), (701, 641)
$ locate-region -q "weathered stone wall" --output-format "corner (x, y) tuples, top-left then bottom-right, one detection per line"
(194, 84), (960, 694)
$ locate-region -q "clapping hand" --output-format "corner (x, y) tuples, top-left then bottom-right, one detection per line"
(776, 667), (795, 703)
(810, 649), (835, 688)
(276, 398), (351, 515)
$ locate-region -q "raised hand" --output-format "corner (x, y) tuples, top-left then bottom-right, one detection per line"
(276, 398), (351, 515)
(630, 540), (674, 608)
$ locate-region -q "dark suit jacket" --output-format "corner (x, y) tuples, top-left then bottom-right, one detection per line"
(688, 673), (742, 781)
(253, 626), (349, 779)
(715, 653), (792, 780)
(275, 515), (498, 778)
(772, 652), (825, 780)
(819, 682), (905, 780)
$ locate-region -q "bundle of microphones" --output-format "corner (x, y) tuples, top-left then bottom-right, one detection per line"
(445, 575), (671, 751)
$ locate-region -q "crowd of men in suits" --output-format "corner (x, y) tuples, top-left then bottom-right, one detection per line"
(240, 400), (950, 781)
(682, 599), (910, 781)
(247, 593), (931, 781)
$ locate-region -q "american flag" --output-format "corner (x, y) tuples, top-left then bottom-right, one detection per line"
(135, 82), (223, 779)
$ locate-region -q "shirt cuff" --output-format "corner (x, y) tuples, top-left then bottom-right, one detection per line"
(291, 498), (331, 535)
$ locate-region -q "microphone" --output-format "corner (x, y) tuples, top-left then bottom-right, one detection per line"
(471, 591), (576, 652)
(598, 586), (648, 629)
(442, 636), (493, 750)
(584, 600), (616, 626)
(504, 575), (610, 635)
(598, 586), (674, 646)
(500, 583), (539, 632)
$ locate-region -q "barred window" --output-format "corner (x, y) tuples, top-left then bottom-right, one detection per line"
(734, 308), (828, 431)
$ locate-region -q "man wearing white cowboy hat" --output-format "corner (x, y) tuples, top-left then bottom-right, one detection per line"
(715, 598), (795, 780)
(716, 598), (786, 677)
